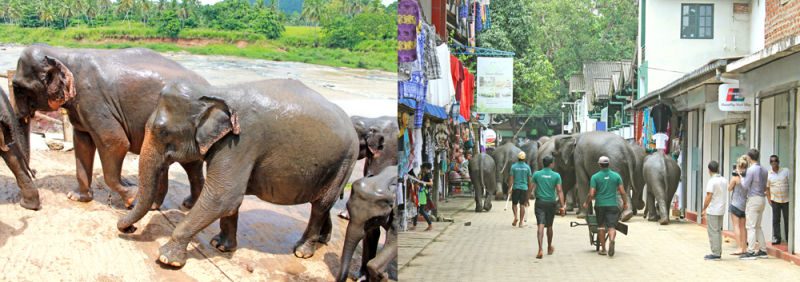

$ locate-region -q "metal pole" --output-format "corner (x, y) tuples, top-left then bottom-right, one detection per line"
(789, 89), (796, 254)
(561, 110), (564, 135)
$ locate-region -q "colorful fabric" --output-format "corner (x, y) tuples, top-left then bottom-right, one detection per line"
(475, 3), (482, 31)
(421, 22), (441, 80)
(398, 0), (420, 63)
(427, 44), (456, 107)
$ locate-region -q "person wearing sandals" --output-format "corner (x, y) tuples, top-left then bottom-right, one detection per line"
(410, 163), (434, 231)
(530, 156), (565, 259)
(727, 156), (749, 256)
(583, 156), (627, 257)
(702, 161), (728, 260)
(509, 152), (533, 228)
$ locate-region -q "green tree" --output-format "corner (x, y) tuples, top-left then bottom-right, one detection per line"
(117, 0), (135, 29)
(58, 0), (77, 28)
(155, 9), (180, 36)
(250, 9), (283, 39)
(301, 0), (323, 37)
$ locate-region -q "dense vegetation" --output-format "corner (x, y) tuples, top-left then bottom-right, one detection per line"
(0, 0), (397, 71)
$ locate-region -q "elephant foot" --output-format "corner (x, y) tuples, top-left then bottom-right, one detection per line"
(182, 195), (196, 209)
(20, 187), (41, 210)
(475, 205), (483, 212)
(67, 188), (93, 203)
(632, 209), (638, 215)
(210, 232), (238, 252)
(293, 238), (318, 259)
(659, 218), (670, 225)
(118, 186), (138, 209)
(157, 239), (188, 267)
(647, 216), (658, 222)
(318, 230), (332, 245)
(495, 191), (504, 201)
(565, 205), (574, 212)
(620, 210), (633, 222)
(483, 202), (492, 211)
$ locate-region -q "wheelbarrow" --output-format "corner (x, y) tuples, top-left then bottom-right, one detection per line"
(570, 215), (628, 251)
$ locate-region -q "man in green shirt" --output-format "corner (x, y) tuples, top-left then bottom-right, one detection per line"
(509, 151), (532, 228)
(583, 156), (628, 257)
(530, 155), (565, 259)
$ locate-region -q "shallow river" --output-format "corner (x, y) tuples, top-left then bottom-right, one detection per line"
(0, 45), (397, 118)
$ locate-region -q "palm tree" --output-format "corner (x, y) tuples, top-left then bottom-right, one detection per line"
(268, 0), (279, 13)
(254, 0), (265, 10)
(346, 0), (364, 16)
(365, 0), (380, 14)
(84, 0), (96, 26)
(155, 0), (166, 14)
(41, 7), (55, 27)
(59, 0), (77, 28)
(138, 0), (151, 26)
(301, 0), (323, 37)
(176, 0), (187, 28)
(117, 0), (134, 30)
(98, 0), (111, 17)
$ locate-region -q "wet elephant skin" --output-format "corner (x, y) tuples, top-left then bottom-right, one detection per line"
(0, 88), (38, 209)
(338, 166), (397, 282)
(10, 43), (207, 209)
(351, 116), (398, 177)
(117, 78), (359, 267)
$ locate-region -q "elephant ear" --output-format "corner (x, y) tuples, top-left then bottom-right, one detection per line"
(558, 137), (576, 165)
(366, 128), (385, 156)
(40, 56), (76, 109)
(195, 96), (241, 155)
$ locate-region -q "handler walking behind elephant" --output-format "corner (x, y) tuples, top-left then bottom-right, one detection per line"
(509, 152), (533, 228)
(583, 156), (627, 257)
(702, 161), (728, 260)
(740, 149), (770, 260)
(531, 156), (565, 259)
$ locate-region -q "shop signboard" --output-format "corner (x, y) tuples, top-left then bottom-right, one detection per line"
(476, 113), (491, 125)
(476, 57), (514, 114)
(484, 129), (497, 143)
(718, 83), (752, 111)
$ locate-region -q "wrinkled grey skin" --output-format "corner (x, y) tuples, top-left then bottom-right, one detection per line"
(552, 131), (637, 221)
(520, 140), (539, 172)
(0, 89), (38, 210)
(489, 142), (522, 199)
(468, 153), (497, 212)
(537, 136), (551, 145)
(351, 116), (398, 177)
(11, 43), (207, 209)
(630, 144), (648, 213)
(537, 135), (576, 210)
(642, 151), (681, 224)
(337, 166), (397, 282)
(117, 79), (359, 267)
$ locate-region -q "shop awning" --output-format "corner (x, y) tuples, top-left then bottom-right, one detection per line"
(398, 99), (449, 120)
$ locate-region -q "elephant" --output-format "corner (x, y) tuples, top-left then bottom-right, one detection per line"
(488, 141), (522, 199)
(537, 136), (551, 145)
(117, 78), (359, 267)
(467, 153), (496, 212)
(351, 116), (398, 177)
(537, 135), (577, 211)
(337, 166), (397, 282)
(552, 131), (637, 221)
(630, 144), (648, 213)
(0, 89), (38, 210)
(642, 151), (681, 224)
(520, 140), (539, 172)
(11, 43), (207, 209)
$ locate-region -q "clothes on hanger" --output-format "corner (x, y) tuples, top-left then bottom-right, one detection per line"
(398, 0), (420, 63)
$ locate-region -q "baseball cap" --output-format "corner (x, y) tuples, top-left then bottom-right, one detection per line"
(598, 156), (610, 164)
(518, 152), (526, 160)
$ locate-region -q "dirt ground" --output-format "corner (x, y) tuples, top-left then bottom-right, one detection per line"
(0, 148), (396, 281)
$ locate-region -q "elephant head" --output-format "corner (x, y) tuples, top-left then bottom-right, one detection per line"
(552, 135), (577, 166)
(338, 166), (397, 282)
(118, 80), (240, 232)
(351, 116), (398, 177)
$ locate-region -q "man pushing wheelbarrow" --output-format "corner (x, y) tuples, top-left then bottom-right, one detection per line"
(582, 156), (628, 257)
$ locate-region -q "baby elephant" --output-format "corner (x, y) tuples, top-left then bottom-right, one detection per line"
(338, 166), (397, 282)
(0, 89), (38, 210)
(642, 151), (681, 224)
(117, 79), (359, 267)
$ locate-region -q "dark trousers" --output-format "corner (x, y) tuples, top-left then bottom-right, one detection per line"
(414, 206), (432, 226)
(772, 201), (789, 241)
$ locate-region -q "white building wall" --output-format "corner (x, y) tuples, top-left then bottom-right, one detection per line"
(643, 0), (753, 94)
(749, 0), (766, 51)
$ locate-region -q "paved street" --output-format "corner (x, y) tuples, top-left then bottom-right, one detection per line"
(399, 196), (800, 281)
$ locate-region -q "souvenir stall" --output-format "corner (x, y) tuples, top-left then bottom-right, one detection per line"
(632, 102), (684, 214)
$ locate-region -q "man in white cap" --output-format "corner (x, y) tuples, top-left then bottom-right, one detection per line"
(583, 156), (627, 257)
(509, 151), (533, 228)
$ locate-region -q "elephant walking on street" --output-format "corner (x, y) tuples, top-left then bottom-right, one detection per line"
(117, 79), (359, 267)
(643, 151), (681, 224)
(468, 153), (496, 212)
(337, 167), (397, 282)
(489, 142), (522, 199)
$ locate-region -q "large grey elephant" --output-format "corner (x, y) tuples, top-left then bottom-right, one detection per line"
(12, 43), (207, 209)
(468, 153), (496, 212)
(489, 141), (522, 199)
(537, 135), (577, 211)
(0, 89), (38, 210)
(642, 151), (681, 224)
(351, 116), (398, 177)
(520, 140), (539, 172)
(552, 131), (637, 221)
(337, 166), (397, 282)
(117, 79), (359, 266)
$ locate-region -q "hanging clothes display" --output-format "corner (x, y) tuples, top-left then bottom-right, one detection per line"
(421, 22), (441, 80)
(651, 103), (672, 133)
(398, 0), (420, 63)
(427, 44), (456, 107)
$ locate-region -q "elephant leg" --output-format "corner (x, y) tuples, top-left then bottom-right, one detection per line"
(367, 226), (397, 282)
(646, 188), (658, 221)
(295, 199), (335, 258)
(180, 160), (205, 209)
(1, 149), (39, 210)
(319, 213), (333, 244)
(473, 178), (483, 212)
(95, 129), (138, 208)
(574, 168), (591, 218)
(653, 184), (669, 225)
(68, 129), (96, 203)
(150, 168), (170, 210)
(356, 228), (380, 279)
(211, 210), (240, 252)
(564, 188), (575, 211)
(484, 183), (494, 211)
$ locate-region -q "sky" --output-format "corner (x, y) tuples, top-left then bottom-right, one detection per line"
(199, 0), (397, 5)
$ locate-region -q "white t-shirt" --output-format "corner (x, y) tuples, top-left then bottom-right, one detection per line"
(705, 174), (729, 216)
(653, 133), (669, 150)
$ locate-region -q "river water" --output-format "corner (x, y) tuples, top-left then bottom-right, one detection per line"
(0, 45), (396, 118)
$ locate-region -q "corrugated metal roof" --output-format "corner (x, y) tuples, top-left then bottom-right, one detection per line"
(612, 71), (621, 93)
(593, 78), (611, 99)
(569, 74), (585, 93)
(582, 61), (619, 103)
(621, 60), (633, 84)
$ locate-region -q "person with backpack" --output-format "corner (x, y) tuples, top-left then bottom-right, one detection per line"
(411, 163), (435, 231)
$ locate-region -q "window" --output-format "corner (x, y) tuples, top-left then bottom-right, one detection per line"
(681, 4), (713, 39)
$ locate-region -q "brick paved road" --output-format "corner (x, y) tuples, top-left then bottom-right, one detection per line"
(399, 197), (800, 281)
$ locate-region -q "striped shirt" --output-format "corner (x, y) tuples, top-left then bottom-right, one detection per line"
(767, 168), (790, 203)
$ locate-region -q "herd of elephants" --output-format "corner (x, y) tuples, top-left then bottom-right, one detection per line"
(0, 43), (400, 282)
(470, 131), (682, 226)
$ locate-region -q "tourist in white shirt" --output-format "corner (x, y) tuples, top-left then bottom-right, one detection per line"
(702, 161), (729, 260)
(767, 155), (790, 245)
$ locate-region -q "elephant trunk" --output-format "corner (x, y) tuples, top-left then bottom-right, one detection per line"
(118, 134), (162, 233)
(337, 222), (366, 282)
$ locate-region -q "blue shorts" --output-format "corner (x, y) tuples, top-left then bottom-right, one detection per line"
(729, 205), (745, 219)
